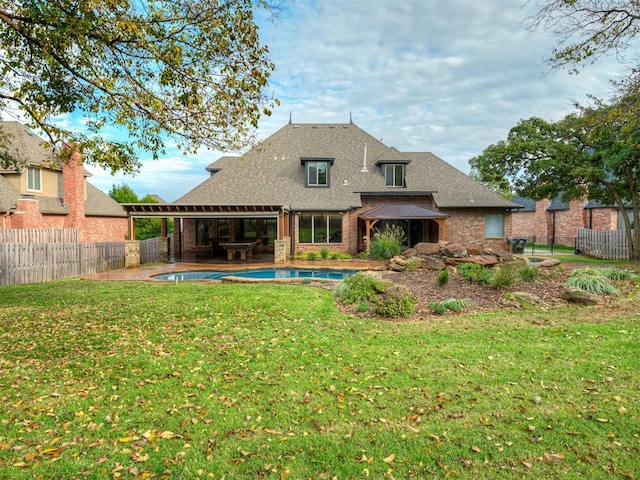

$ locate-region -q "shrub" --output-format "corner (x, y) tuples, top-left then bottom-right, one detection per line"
(428, 301), (448, 315)
(457, 263), (493, 285)
(405, 257), (421, 271)
(435, 269), (450, 287)
(490, 266), (516, 290)
(442, 298), (464, 312)
(375, 292), (418, 318)
(564, 274), (620, 296)
(359, 252), (370, 259)
(518, 265), (539, 282)
(320, 246), (330, 260)
(333, 272), (385, 304)
(356, 302), (369, 313)
(306, 251), (319, 261)
(429, 298), (473, 314)
(571, 267), (637, 281)
(329, 252), (341, 260)
(370, 224), (405, 260)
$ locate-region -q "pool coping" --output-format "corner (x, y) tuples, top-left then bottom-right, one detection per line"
(84, 260), (386, 283)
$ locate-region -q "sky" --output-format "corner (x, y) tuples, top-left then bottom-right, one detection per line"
(39, 1), (640, 202)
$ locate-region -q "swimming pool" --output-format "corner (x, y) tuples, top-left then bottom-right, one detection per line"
(151, 268), (360, 281)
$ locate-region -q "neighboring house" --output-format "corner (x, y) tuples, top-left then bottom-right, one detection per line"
(511, 194), (621, 247)
(130, 121), (518, 261)
(0, 121), (127, 242)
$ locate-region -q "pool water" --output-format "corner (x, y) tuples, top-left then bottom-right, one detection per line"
(152, 268), (359, 281)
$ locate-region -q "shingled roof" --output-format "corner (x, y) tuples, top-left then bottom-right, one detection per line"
(175, 122), (518, 211)
(0, 121), (126, 217)
(0, 121), (58, 169)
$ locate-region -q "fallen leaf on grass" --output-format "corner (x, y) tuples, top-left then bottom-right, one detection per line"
(383, 454), (395, 463)
(541, 452), (565, 464)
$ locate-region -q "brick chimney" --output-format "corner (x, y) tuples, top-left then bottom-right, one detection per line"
(62, 150), (86, 230)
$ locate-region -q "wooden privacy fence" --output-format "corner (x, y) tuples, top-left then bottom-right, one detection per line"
(140, 237), (160, 265)
(0, 242), (126, 286)
(576, 228), (632, 260)
(0, 227), (78, 243)
(140, 235), (172, 265)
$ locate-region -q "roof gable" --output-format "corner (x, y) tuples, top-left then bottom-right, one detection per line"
(0, 121), (58, 169)
(175, 122), (520, 210)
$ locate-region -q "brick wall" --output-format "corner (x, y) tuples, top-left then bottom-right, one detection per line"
(63, 151), (86, 233)
(9, 199), (43, 228)
(439, 208), (513, 251)
(3, 150), (127, 242)
(82, 217), (128, 243)
(510, 210), (536, 240)
(588, 208), (618, 230)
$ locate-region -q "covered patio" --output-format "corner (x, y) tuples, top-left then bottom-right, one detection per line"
(122, 203), (290, 263)
(359, 204), (449, 254)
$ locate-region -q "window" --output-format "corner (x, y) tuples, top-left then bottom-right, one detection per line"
(27, 167), (41, 192)
(384, 164), (405, 187)
(307, 161), (329, 187)
(298, 214), (342, 243)
(485, 214), (504, 238)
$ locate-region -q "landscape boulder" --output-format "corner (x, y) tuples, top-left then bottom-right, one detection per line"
(562, 287), (603, 305)
(414, 242), (441, 256)
(464, 243), (484, 256)
(402, 247), (417, 258)
(441, 242), (467, 258)
(502, 292), (548, 308)
(444, 255), (499, 267)
(420, 256), (446, 270)
(388, 256), (407, 272)
(529, 258), (562, 268)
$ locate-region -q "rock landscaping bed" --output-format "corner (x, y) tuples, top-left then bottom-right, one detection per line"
(335, 241), (637, 320)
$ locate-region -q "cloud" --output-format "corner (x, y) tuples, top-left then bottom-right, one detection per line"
(87, 150), (219, 202)
(28, 0), (635, 202)
(255, 0), (631, 172)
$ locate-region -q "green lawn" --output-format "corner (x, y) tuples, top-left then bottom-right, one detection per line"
(1, 279), (639, 479)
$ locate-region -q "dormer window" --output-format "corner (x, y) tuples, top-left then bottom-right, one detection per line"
(301, 157), (334, 188)
(384, 164), (405, 187)
(27, 167), (42, 192)
(376, 159), (409, 188)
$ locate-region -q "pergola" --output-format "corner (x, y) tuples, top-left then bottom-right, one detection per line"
(121, 203), (289, 258)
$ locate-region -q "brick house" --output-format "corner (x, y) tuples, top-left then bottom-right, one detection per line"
(125, 121), (518, 261)
(511, 195), (621, 247)
(0, 121), (127, 242)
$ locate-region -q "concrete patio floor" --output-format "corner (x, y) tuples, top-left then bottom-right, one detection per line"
(84, 256), (385, 282)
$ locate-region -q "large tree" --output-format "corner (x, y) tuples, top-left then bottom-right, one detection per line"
(108, 183), (173, 240)
(470, 83), (640, 260)
(526, 0), (640, 70)
(0, 0), (278, 172)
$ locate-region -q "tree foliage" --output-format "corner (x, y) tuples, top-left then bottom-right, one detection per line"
(470, 78), (640, 260)
(108, 183), (139, 204)
(0, 0), (278, 173)
(526, 0), (640, 70)
(108, 183), (172, 240)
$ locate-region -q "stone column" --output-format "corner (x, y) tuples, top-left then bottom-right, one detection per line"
(125, 240), (140, 268)
(274, 237), (290, 263)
